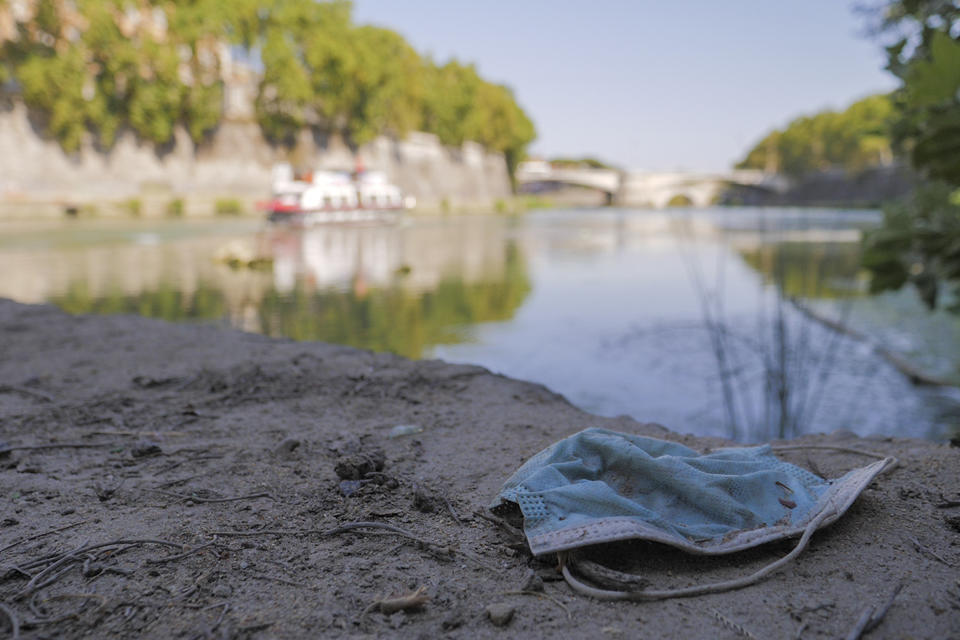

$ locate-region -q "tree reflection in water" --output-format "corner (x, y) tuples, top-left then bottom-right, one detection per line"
(51, 224), (531, 360)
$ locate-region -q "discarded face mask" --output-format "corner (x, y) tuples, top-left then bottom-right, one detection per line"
(492, 427), (894, 601)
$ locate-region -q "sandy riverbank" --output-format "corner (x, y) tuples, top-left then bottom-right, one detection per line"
(0, 299), (957, 639)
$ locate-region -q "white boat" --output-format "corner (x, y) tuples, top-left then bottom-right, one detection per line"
(262, 163), (414, 226)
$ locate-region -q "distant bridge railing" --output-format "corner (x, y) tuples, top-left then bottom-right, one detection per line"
(515, 162), (790, 208)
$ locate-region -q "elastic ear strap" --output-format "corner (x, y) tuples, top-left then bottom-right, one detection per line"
(770, 445), (899, 475)
(560, 502), (834, 602)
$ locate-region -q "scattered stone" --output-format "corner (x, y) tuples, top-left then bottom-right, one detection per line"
(334, 448), (385, 480)
(131, 441), (162, 458)
(521, 569), (544, 593)
(412, 485), (440, 513)
(388, 424), (423, 438)
(485, 603), (515, 627)
(212, 584), (233, 598)
(132, 375), (179, 389)
(0, 518), (18, 527)
(275, 437), (301, 459)
(95, 479), (121, 501)
(946, 515), (960, 533)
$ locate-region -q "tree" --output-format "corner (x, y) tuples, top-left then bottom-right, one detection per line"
(736, 94), (895, 177)
(860, 1), (960, 310)
(0, 0), (536, 175)
(1, 0), (229, 150)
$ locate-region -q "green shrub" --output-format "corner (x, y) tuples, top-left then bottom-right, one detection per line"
(124, 198), (142, 217)
(167, 198), (185, 217)
(215, 198), (243, 216)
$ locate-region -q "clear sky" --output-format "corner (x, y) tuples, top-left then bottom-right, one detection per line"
(352, 1), (899, 172)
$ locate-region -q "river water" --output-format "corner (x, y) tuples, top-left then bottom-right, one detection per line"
(2, 207), (958, 443)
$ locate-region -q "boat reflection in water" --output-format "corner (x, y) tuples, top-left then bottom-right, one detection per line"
(263, 163), (415, 227)
(244, 218), (532, 357)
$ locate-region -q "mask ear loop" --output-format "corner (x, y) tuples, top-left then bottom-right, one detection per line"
(559, 499), (835, 602)
(558, 450), (896, 601)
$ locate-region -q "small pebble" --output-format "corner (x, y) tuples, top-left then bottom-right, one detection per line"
(131, 441), (162, 458)
(212, 584), (232, 598)
(485, 603), (515, 627)
(946, 514), (960, 533)
(388, 424), (423, 438)
(275, 438), (301, 459)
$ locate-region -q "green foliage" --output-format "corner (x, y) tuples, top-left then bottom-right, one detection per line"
(50, 241), (532, 360)
(862, 182), (960, 309)
(2, 0), (535, 170)
(516, 194), (555, 211)
(872, 3), (960, 186)
(858, 2), (960, 311)
(420, 59), (535, 173)
(740, 242), (865, 300)
(737, 94), (895, 177)
(167, 198), (185, 217)
(124, 198), (142, 217)
(549, 157), (616, 170)
(215, 198), (243, 215)
(897, 32), (960, 185)
(2, 0), (228, 150)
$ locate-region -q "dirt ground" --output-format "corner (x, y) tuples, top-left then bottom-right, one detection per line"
(0, 298), (958, 639)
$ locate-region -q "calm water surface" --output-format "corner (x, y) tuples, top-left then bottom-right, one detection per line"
(2, 208), (958, 442)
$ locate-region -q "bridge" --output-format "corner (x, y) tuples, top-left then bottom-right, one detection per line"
(515, 161), (790, 208)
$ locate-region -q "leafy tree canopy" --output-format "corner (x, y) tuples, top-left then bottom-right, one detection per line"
(860, 1), (960, 310)
(736, 94), (895, 177)
(0, 0), (535, 163)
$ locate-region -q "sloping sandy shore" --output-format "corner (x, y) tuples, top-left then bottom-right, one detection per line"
(0, 299), (957, 639)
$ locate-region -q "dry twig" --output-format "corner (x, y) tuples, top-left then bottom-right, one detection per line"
(0, 385), (53, 403)
(0, 442), (114, 453)
(710, 608), (758, 640)
(208, 521), (497, 571)
(844, 606), (875, 640)
(907, 536), (953, 566)
(0, 602), (20, 640)
(0, 522), (85, 556)
(144, 489), (273, 504)
(145, 541), (222, 565)
(363, 585), (429, 616)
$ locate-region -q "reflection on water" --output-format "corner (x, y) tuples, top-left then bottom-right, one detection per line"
(12, 218), (531, 360)
(1, 209), (958, 442)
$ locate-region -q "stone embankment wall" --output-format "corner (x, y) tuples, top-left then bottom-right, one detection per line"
(0, 99), (511, 218)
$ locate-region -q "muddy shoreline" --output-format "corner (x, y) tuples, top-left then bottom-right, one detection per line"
(0, 299), (957, 638)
